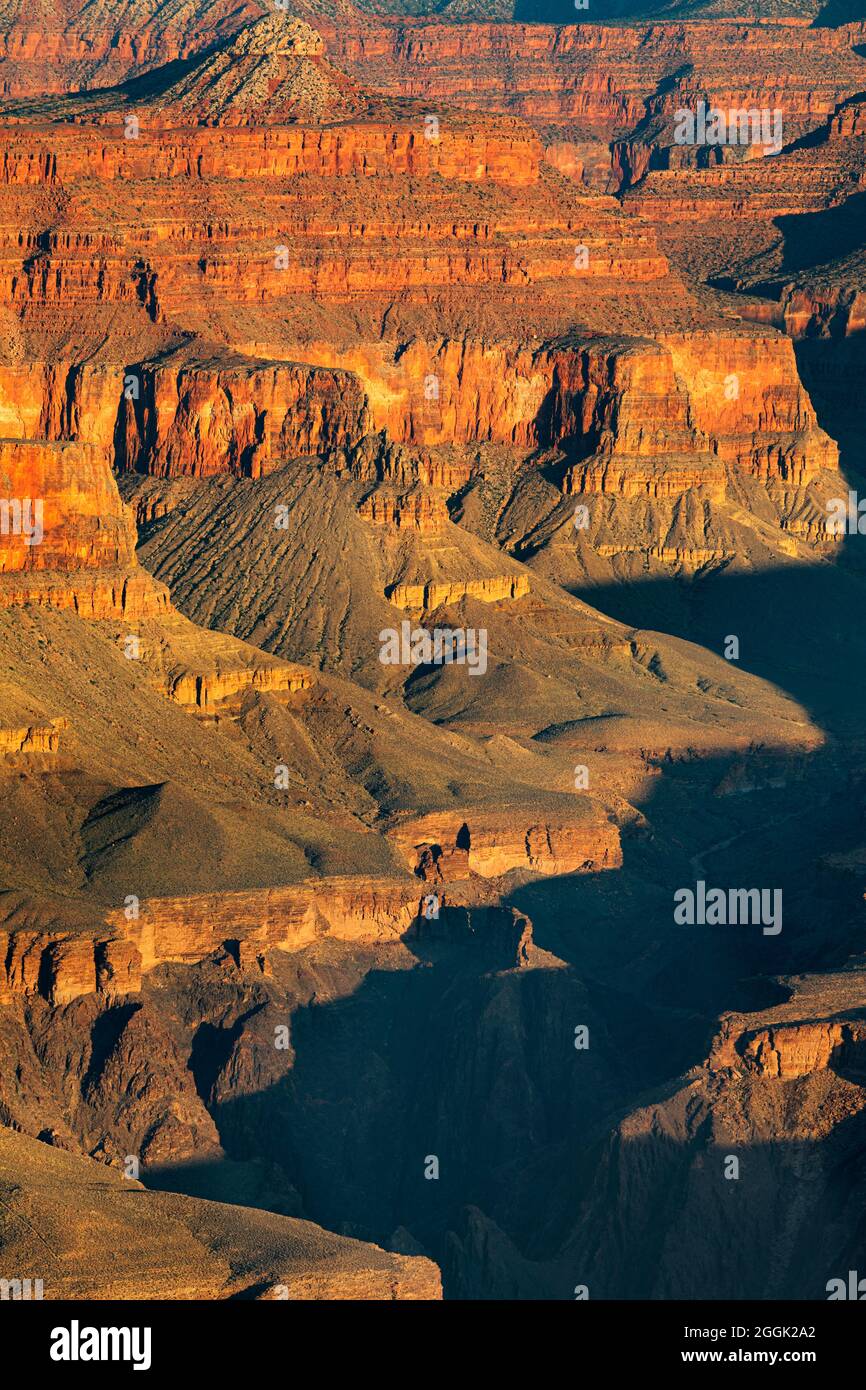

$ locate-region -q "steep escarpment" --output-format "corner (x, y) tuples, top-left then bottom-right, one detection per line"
(0, 437), (169, 617)
(0, 2), (865, 1308)
(115, 350), (370, 479)
(6, 831), (865, 1301)
(0, 7), (841, 563)
(541, 958), (866, 1300)
(325, 15), (866, 178)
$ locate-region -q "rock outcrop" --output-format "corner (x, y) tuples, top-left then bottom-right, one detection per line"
(385, 574), (529, 611)
(117, 352), (370, 479)
(0, 879), (422, 1006)
(389, 806), (622, 879)
(0, 437), (168, 616)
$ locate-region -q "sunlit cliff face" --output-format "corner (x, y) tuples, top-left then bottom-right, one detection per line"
(0, 0), (865, 1305)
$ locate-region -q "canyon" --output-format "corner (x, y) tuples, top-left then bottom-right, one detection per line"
(0, 0), (865, 1306)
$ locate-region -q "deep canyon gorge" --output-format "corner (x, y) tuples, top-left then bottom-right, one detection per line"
(0, 0), (865, 1309)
